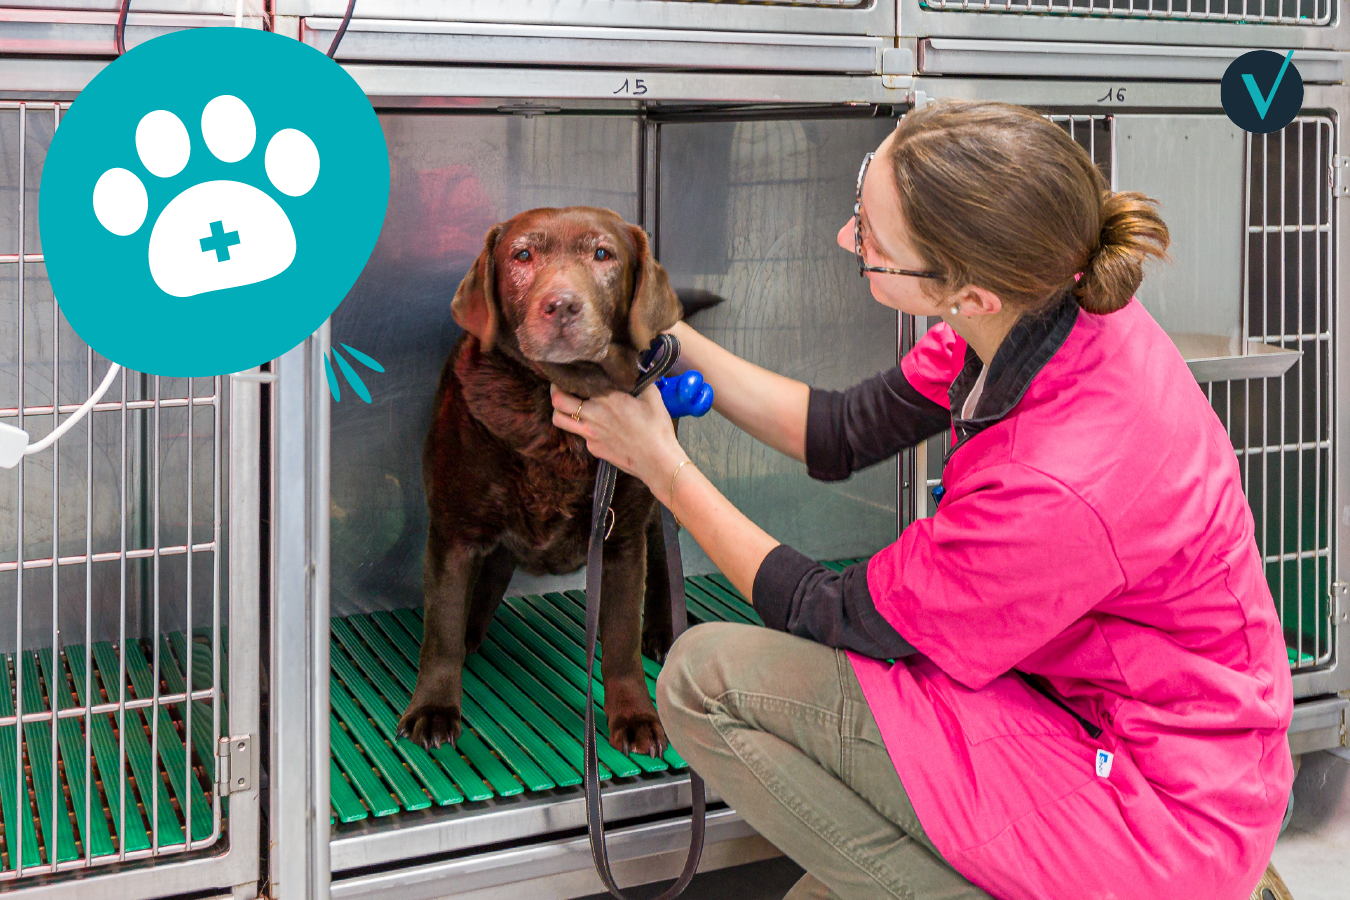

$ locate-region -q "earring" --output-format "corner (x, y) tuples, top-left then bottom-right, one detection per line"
(949, 305), (960, 316)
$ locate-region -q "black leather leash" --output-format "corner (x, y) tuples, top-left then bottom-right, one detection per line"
(585, 334), (706, 899)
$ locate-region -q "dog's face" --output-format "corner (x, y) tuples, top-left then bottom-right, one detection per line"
(450, 207), (679, 366)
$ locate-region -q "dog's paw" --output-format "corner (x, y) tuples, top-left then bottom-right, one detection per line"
(642, 627), (674, 664)
(607, 711), (668, 759)
(396, 704), (462, 750)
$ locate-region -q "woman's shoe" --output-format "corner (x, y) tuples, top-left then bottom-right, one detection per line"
(1248, 862), (1294, 900)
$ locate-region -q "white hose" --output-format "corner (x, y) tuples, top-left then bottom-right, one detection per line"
(235, 0), (243, 28)
(24, 363), (122, 455)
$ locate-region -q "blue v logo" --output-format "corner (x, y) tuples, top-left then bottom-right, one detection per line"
(1222, 49), (1304, 135)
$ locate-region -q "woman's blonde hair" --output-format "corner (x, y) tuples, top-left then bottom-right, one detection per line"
(888, 100), (1170, 315)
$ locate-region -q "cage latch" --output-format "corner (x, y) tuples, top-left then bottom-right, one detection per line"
(1333, 582), (1349, 627)
(907, 90), (936, 110)
(217, 735), (253, 795)
(1332, 157), (1350, 198)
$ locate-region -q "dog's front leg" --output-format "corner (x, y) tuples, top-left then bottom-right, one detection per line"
(600, 523), (667, 758)
(641, 507), (675, 663)
(398, 535), (478, 750)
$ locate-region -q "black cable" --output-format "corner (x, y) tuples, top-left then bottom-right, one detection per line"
(114, 0), (131, 56)
(326, 0), (357, 59)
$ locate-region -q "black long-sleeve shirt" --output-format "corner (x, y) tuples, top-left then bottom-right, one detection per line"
(752, 368), (949, 660)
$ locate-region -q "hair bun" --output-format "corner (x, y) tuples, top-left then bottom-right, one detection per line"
(1075, 191), (1171, 315)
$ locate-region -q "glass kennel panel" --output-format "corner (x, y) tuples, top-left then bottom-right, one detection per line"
(657, 115), (900, 572)
(0, 101), (238, 885)
(909, 112), (1338, 691)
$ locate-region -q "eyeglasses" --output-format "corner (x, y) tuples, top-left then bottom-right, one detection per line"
(854, 152), (944, 281)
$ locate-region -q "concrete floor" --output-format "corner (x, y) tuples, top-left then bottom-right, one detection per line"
(1271, 749), (1350, 900)
(582, 750), (1350, 900)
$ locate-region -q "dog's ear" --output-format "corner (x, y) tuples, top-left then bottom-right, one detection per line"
(452, 223), (506, 351)
(626, 225), (681, 351)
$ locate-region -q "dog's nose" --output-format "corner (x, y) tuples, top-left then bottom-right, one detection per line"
(541, 295), (584, 322)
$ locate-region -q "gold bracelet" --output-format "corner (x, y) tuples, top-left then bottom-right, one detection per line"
(669, 460), (691, 528)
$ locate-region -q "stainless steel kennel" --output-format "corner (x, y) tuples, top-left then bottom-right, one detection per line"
(1, 4), (1347, 900)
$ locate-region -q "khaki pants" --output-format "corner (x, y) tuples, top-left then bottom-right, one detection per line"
(655, 622), (992, 900)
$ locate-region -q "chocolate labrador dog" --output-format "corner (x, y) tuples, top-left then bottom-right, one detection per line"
(397, 207), (707, 757)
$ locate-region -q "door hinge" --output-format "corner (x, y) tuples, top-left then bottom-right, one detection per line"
(217, 735), (253, 795)
(1332, 157), (1350, 198)
(1333, 582), (1349, 625)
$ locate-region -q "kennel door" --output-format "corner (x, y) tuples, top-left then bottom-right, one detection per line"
(0, 99), (260, 900)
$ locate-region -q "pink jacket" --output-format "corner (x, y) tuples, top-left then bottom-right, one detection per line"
(850, 299), (1294, 900)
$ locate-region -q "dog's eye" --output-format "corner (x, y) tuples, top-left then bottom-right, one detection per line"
(594, 248), (611, 262)
(514, 249), (532, 262)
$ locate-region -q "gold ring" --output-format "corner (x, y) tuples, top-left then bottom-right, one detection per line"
(571, 400), (585, 422)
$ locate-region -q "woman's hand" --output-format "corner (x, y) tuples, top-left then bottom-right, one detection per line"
(658, 321), (811, 464)
(551, 383), (688, 500)
(554, 378), (781, 602)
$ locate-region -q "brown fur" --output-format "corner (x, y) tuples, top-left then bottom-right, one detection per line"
(397, 207), (684, 755)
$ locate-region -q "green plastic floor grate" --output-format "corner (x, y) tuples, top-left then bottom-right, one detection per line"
(325, 565), (871, 824)
(0, 630), (224, 873)
(3, 553), (1315, 853)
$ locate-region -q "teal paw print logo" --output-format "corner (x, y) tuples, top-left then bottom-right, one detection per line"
(93, 96), (318, 297)
(40, 27), (389, 378)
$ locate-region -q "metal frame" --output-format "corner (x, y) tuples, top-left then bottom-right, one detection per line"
(899, 0), (1348, 49)
(269, 330), (330, 900)
(331, 773), (712, 873)
(331, 807), (774, 900)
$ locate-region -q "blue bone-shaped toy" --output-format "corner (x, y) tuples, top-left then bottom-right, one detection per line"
(658, 371), (714, 418)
